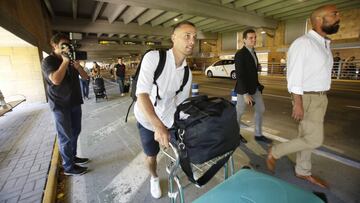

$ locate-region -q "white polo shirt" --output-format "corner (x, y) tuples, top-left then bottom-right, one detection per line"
(134, 49), (192, 131)
(287, 30), (333, 95)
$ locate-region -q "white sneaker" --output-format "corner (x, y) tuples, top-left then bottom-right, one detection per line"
(150, 176), (162, 199)
(121, 93), (125, 96)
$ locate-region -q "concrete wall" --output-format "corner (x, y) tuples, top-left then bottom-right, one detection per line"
(221, 32), (237, 51)
(0, 0), (52, 104)
(285, 20), (307, 45)
(0, 47), (46, 103)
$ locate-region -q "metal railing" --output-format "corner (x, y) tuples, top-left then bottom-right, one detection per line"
(258, 61), (360, 80)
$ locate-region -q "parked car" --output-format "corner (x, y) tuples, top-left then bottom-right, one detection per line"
(205, 59), (236, 80)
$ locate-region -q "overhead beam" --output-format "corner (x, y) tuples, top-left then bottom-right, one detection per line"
(151, 11), (180, 26)
(79, 37), (171, 46)
(281, 1), (360, 21)
(234, 0), (260, 8)
(137, 9), (164, 25)
(43, 0), (55, 18)
(102, 3), (127, 23)
(72, 0), (78, 19)
(188, 16), (207, 24)
(221, 0), (235, 4)
(92, 2), (104, 22)
(195, 18), (217, 27)
(219, 25), (247, 33)
(53, 17), (173, 37)
(202, 22), (236, 32)
(97, 0), (277, 28)
(273, 0), (348, 19)
(245, 0), (283, 11)
(257, 0), (298, 15)
(163, 14), (194, 28)
(198, 21), (228, 31)
(122, 6), (147, 24)
(210, 24), (241, 33)
(265, 0), (330, 16)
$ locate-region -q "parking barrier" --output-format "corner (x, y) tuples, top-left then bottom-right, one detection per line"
(192, 83), (199, 97)
(231, 89), (237, 105)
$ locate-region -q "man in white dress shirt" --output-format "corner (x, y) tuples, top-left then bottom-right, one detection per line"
(134, 21), (196, 199)
(267, 5), (340, 188)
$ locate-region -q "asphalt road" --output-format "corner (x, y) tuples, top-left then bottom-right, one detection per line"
(193, 73), (360, 162)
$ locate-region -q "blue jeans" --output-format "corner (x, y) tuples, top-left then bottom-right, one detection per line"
(117, 77), (125, 94)
(80, 79), (90, 98)
(52, 105), (82, 171)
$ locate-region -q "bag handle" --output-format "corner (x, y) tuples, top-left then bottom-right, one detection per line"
(179, 147), (234, 187)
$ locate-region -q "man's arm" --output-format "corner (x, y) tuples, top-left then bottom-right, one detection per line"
(49, 57), (70, 85)
(73, 61), (90, 80)
(292, 93), (303, 121)
(113, 66), (118, 80)
(137, 93), (169, 148)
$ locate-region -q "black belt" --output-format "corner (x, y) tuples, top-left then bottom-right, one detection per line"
(303, 91), (327, 95)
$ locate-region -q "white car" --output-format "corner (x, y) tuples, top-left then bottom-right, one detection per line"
(205, 59), (236, 80)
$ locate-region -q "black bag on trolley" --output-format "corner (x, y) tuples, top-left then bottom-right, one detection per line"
(170, 95), (240, 186)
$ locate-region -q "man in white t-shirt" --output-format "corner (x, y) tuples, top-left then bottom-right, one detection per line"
(134, 21), (196, 199)
(267, 5), (340, 188)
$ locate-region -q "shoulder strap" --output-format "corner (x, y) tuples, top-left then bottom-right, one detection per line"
(154, 50), (166, 81)
(153, 50), (166, 106)
(175, 66), (189, 96)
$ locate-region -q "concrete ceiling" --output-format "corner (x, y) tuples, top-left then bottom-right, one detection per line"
(43, 0), (360, 62)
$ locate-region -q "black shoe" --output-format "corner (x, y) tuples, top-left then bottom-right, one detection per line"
(64, 165), (88, 176)
(239, 134), (248, 144)
(255, 135), (272, 144)
(74, 156), (90, 165)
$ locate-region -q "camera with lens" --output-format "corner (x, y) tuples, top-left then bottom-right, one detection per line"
(61, 43), (87, 61)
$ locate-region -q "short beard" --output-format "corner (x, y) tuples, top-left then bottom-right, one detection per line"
(321, 20), (340, 35)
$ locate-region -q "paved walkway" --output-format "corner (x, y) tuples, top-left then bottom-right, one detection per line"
(0, 103), (56, 202)
(1, 78), (359, 203)
(64, 79), (359, 203)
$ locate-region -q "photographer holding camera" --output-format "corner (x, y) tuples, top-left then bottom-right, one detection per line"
(41, 33), (90, 176)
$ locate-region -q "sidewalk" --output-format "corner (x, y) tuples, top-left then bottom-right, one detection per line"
(0, 103), (56, 202)
(1, 78), (358, 202)
(64, 79), (359, 203)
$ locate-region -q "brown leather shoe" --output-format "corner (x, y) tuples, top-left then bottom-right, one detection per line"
(295, 174), (328, 188)
(266, 147), (276, 173)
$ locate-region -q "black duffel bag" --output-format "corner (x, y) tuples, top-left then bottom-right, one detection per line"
(170, 95), (240, 186)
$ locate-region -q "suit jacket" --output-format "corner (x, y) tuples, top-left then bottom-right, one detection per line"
(234, 46), (264, 95)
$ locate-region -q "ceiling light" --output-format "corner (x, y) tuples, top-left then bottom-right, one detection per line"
(261, 31), (266, 34)
(98, 40), (119, 45)
(174, 18), (179, 22)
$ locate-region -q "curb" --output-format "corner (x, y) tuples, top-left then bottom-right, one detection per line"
(42, 137), (60, 203)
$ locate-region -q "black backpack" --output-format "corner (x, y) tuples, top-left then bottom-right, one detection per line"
(125, 49), (190, 122)
(170, 95), (240, 186)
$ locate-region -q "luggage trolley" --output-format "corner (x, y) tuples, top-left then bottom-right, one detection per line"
(162, 142), (236, 203)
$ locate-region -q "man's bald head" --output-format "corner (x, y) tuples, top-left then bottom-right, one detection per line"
(310, 4), (340, 36)
(310, 5), (336, 25)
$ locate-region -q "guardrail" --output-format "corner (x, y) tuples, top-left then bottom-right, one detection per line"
(258, 61), (360, 80)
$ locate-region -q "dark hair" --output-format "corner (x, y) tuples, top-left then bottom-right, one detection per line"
(50, 33), (70, 45)
(243, 29), (256, 39)
(117, 57), (122, 60)
(172, 21), (196, 33)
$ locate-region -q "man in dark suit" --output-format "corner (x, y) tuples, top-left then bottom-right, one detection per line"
(234, 29), (272, 144)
